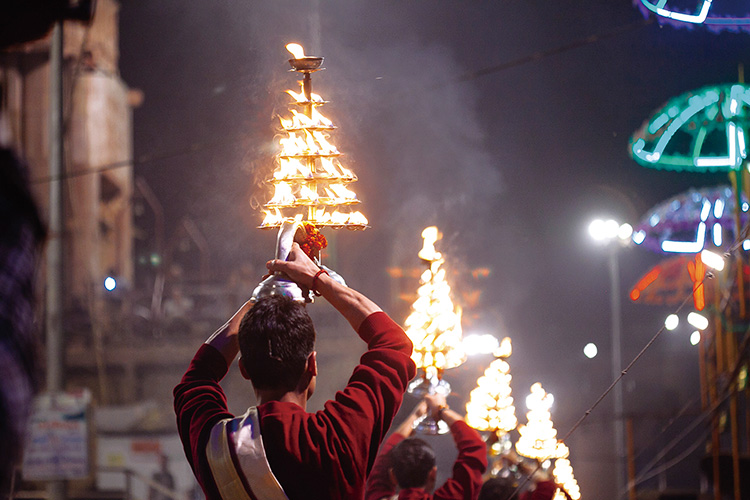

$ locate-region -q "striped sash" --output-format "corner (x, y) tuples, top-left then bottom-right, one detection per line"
(206, 407), (288, 500)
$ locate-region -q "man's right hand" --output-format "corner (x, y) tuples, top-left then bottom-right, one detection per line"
(266, 242), (320, 290)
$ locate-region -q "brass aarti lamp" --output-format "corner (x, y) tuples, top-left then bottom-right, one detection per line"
(260, 43), (368, 230)
(252, 44), (367, 302)
(465, 337), (517, 456)
(404, 226), (466, 434)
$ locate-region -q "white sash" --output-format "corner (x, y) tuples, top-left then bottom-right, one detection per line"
(207, 407), (289, 500)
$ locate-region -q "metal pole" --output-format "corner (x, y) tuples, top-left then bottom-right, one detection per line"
(609, 246), (626, 499)
(46, 20), (66, 500)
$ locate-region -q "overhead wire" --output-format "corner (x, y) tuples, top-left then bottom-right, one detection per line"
(506, 230), (750, 500)
(29, 16), (656, 186)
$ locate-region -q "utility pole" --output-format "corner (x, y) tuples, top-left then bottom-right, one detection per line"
(46, 20), (66, 500)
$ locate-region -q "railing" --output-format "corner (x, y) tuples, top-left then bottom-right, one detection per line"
(9, 467), (189, 500)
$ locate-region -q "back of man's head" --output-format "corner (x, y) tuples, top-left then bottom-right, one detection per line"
(388, 437), (436, 489)
(238, 295), (315, 392)
(478, 476), (517, 500)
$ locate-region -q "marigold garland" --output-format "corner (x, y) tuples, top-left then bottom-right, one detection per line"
(299, 222), (328, 259)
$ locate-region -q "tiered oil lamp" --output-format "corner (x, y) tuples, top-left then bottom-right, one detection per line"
(465, 337), (517, 455)
(260, 43), (368, 230)
(252, 44), (367, 303)
(404, 226), (466, 434)
(515, 383), (569, 461)
(552, 458), (581, 500)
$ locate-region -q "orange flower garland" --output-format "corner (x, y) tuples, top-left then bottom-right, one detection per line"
(299, 222), (328, 260)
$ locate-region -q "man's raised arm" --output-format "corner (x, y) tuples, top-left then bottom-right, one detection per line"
(266, 242), (381, 330)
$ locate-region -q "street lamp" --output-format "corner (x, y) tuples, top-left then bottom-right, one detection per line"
(588, 218), (632, 500)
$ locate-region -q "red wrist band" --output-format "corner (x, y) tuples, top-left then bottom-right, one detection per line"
(312, 268), (329, 296)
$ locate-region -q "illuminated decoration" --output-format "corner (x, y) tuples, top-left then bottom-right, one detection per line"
(688, 311), (710, 330)
(630, 254), (712, 310)
(635, 0), (750, 31)
(515, 383), (569, 461)
(701, 249), (726, 271)
(631, 186), (749, 255)
(405, 226), (466, 372)
(465, 337), (517, 450)
(630, 84), (750, 172)
(405, 226), (466, 435)
(260, 43), (368, 229)
(552, 459), (581, 500)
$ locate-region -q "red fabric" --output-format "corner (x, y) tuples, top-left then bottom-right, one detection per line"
(174, 311), (416, 500)
(521, 480), (558, 500)
(365, 421), (487, 500)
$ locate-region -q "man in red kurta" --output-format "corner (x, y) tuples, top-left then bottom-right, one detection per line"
(174, 243), (416, 500)
(365, 394), (487, 500)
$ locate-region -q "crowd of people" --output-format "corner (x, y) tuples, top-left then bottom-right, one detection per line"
(174, 242), (568, 500)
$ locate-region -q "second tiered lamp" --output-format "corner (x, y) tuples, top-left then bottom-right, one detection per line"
(404, 226), (466, 434)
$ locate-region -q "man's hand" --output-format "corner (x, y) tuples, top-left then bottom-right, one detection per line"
(268, 242), (382, 331)
(394, 400), (428, 437)
(266, 242), (320, 290)
(425, 393), (463, 427)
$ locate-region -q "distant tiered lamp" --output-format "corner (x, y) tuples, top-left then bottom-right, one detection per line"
(465, 337), (517, 457)
(552, 458), (581, 500)
(515, 383), (569, 462)
(252, 44), (368, 303)
(405, 226), (466, 434)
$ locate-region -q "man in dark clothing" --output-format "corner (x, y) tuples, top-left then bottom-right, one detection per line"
(0, 148), (46, 493)
(174, 243), (416, 500)
(365, 394), (487, 500)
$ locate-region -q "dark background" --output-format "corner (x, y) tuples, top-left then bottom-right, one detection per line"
(118, 1), (750, 497)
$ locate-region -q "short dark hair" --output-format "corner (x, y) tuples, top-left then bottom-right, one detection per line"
(238, 295), (315, 392)
(478, 476), (517, 500)
(388, 438), (436, 489)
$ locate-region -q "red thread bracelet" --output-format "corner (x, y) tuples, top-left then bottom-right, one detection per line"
(311, 268), (329, 296)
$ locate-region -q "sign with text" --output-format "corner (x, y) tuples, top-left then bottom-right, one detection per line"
(22, 390), (91, 480)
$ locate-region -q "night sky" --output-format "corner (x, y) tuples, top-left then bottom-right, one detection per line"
(118, 1), (749, 497)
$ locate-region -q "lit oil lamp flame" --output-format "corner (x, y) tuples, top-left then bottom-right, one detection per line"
(286, 43), (306, 59)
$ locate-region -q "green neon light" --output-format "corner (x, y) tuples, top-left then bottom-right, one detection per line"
(630, 84), (750, 172)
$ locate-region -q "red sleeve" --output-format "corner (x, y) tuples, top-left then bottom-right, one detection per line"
(365, 432), (405, 500)
(526, 480), (558, 500)
(321, 312), (416, 475)
(432, 421), (488, 500)
(173, 343), (235, 499)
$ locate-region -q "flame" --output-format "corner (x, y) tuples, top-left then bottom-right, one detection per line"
(325, 183), (357, 203)
(280, 109), (333, 130)
(287, 85), (324, 103)
(285, 43), (306, 59)
(268, 183), (296, 206)
(274, 158), (312, 180)
(261, 208), (284, 227)
(311, 131), (339, 154)
(419, 226), (442, 261)
(297, 184), (318, 203)
(494, 337), (512, 358)
(346, 211), (368, 226)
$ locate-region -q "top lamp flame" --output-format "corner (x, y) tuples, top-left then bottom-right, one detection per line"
(286, 43), (323, 72)
(286, 43), (306, 59)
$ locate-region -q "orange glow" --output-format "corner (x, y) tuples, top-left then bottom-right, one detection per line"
(629, 266), (661, 302)
(687, 255), (705, 311)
